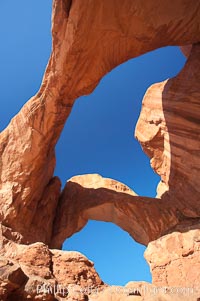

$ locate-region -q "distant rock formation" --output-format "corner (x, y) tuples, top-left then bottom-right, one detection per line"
(0, 0), (200, 300)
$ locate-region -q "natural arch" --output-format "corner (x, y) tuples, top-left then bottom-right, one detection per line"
(0, 1), (200, 299)
(0, 0), (199, 246)
(50, 174), (179, 249)
(63, 220), (151, 285)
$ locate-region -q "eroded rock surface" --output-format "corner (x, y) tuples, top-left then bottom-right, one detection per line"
(135, 44), (200, 215)
(1, 242), (199, 301)
(135, 43), (200, 288)
(145, 226), (200, 288)
(0, 0), (200, 300)
(51, 174), (179, 249)
(0, 0), (200, 246)
(0, 242), (104, 301)
(91, 282), (199, 301)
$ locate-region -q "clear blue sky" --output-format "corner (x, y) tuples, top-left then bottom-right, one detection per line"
(0, 1), (186, 286)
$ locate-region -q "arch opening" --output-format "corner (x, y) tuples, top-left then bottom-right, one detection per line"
(64, 220), (151, 286)
(55, 46), (186, 197)
(55, 45), (186, 284)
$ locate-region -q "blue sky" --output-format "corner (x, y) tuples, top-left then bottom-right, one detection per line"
(0, 1), (186, 286)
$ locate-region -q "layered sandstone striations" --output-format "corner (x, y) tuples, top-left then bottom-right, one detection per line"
(135, 43), (200, 287)
(0, 0), (200, 300)
(135, 44), (200, 215)
(0, 0), (200, 245)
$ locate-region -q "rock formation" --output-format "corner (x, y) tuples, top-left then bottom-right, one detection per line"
(1, 0), (200, 246)
(0, 0), (200, 300)
(135, 43), (200, 288)
(136, 44), (200, 214)
(145, 226), (200, 288)
(0, 242), (104, 300)
(50, 174), (181, 249)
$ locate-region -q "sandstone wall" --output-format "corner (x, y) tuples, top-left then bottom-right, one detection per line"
(0, 0), (200, 300)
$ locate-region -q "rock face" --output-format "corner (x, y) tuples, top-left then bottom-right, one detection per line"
(0, 242), (104, 301)
(135, 44), (200, 217)
(0, 0), (200, 246)
(145, 226), (200, 288)
(91, 282), (199, 301)
(50, 174), (180, 249)
(0, 0), (200, 300)
(1, 241), (199, 301)
(135, 44), (200, 289)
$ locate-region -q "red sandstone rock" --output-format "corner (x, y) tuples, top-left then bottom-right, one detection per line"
(50, 174), (180, 249)
(135, 44), (200, 216)
(89, 281), (199, 301)
(0, 0), (200, 300)
(135, 44), (200, 289)
(0, 0), (200, 246)
(180, 45), (192, 57)
(145, 225), (200, 288)
(0, 242), (104, 300)
(1, 241), (199, 301)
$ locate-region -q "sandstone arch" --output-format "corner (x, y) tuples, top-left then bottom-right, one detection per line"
(0, 0), (200, 299)
(50, 174), (180, 249)
(0, 0), (200, 246)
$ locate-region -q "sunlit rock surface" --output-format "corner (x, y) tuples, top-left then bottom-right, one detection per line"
(136, 44), (200, 216)
(145, 226), (200, 288)
(51, 174), (179, 249)
(0, 241), (104, 300)
(0, 0), (200, 300)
